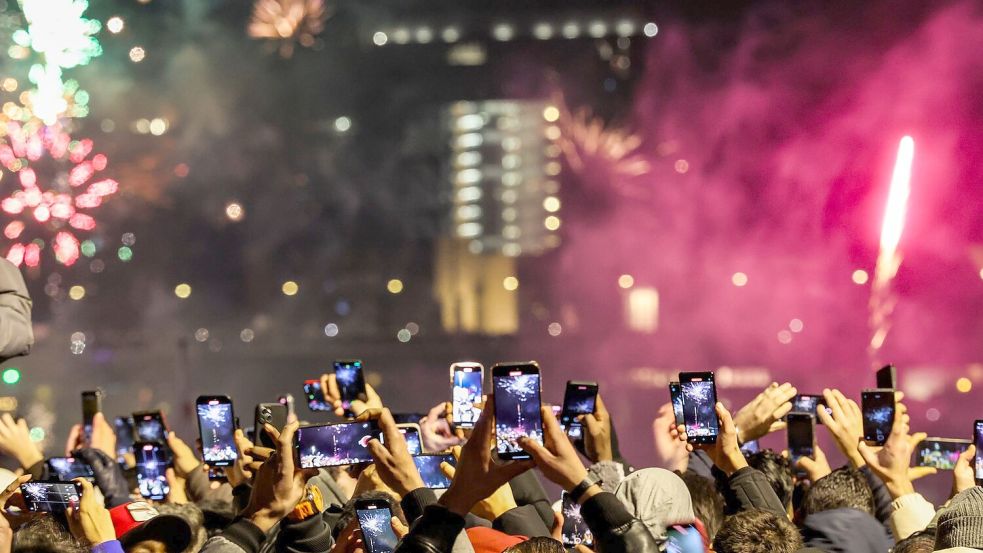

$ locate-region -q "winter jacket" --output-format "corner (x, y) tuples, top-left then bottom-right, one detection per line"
(185, 463), (234, 504)
(275, 511), (334, 553)
(801, 507), (893, 553)
(580, 491), (659, 553)
(507, 470), (554, 529)
(889, 493), (936, 541)
(75, 448), (132, 507)
(717, 466), (787, 517)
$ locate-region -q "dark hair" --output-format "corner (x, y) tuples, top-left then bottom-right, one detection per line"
(156, 502), (206, 553)
(893, 529), (936, 553)
(747, 450), (793, 509)
(195, 499), (237, 538)
(679, 471), (724, 540)
(503, 537), (565, 553)
(331, 491), (406, 539)
(713, 509), (803, 553)
(802, 467), (873, 516)
(14, 516), (88, 553)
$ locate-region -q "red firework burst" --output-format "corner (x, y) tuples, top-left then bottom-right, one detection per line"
(0, 122), (118, 268)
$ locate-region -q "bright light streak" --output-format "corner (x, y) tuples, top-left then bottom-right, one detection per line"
(874, 136), (914, 286)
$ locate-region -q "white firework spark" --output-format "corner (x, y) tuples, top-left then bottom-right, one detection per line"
(247, 0), (330, 58)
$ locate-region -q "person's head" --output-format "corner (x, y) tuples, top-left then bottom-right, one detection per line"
(502, 537), (564, 553)
(801, 467), (873, 516)
(713, 509), (803, 553)
(155, 503), (206, 553)
(109, 502), (194, 553)
(195, 499), (236, 538)
(679, 471), (724, 540)
(614, 468), (695, 543)
(746, 450), (793, 510)
(13, 516), (87, 553)
(331, 491), (407, 547)
(935, 486), (983, 550)
(893, 529), (936, 553)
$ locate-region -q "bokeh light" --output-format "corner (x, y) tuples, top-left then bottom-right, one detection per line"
(106, 16), (124, 34)
(240, 328), (255, 342)
(68, 285), (85, 300)
(1, 368), (20, 384)
(117, 246), (133, 261)
(323, 323), (339, 337)
(29, 427), (43, 441)
(731, 272), (748, 287)
(777, 330), (793, 344)
(503, 276), (519, 291)
(544, 216), (561, 231)
(618, 274), (634, 289)
(387, 278), (403, 294)
(129, 46), (145, 62)
(852, 269), (869, 285)
(789, 319), (804, 333)
(397, 328), (411, 342)
(174, 283), (191, 298)
(225, 202), (244, 221)
(643, 22), (659, 37)
(194, 328), (209, 342)
(334, 117), (351, 132)
(543, 106), (559, 122)
(547, 322), (562, 337)
(281, 280), (299, 296)
(956, 377), (972, 393)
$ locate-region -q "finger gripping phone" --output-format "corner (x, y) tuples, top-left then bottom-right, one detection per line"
(668, 382), (685, 425)
(196, 395), (238, 467)
(294, 421), (377, 468)
(450, 362), (483, 429)
(412, 453), (456, 489)
(861, 389), (895, 445)
(560, 381), (598, 426)
(46, 456), (95, 481)
(679, 372), (718, 444)
(114, 416), (135, 458)
(561, 491), (594, 547)
(786, 413), (816, 470)
(254, 402), (288, 449)
(81, 390), (102, 443)
(974, 420), (983, 484)
(303, 379), (331, 412)
(381, 424), (422, 455)
(134, 441), (170, 501)
(132, 411), (167, 443)
(355, 498), (400, 553)
(334, 359), (366, 418)
(21, 481), (81, 513)
(917, 438), (970, 470)
(492, 362), (543, 460)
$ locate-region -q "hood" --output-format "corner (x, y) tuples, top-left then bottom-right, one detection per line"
(614, 467), (695, 542)
(801, 508), (892, 553)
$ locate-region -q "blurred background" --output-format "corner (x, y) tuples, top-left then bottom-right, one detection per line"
(0, 0), (980, 503)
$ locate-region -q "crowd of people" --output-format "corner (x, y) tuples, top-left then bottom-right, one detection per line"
(0, 374), (977, 553)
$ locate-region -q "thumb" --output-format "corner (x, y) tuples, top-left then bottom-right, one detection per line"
(439, 462), (456, 480)
(551, 511), (564, 542)
(857, 440), (878, 468)
(581, 413), (601, 435)
(518, 436), (555, 465)
(908, 466), (937, 481)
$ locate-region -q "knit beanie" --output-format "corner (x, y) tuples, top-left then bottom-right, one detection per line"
(936, 486), (983, 550)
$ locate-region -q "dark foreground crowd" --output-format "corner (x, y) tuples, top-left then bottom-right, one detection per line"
(0, 376), (978, 553)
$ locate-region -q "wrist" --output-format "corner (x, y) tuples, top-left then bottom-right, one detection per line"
(721, 453), (749, 477)
(886, 479), (915, 499)
(438, 486), (475, 518)
(17, 450), (42, 470)
(244, 508), (280, 532)
(576, 484), (602, 506)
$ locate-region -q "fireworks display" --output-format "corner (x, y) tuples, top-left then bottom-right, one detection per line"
(867, 136), (915, 364)
(0, 122), (118, 268)
(247, 0), (330, 58)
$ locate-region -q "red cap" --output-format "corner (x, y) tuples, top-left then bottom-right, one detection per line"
(108, 502), (192, 553)
(466, 527), (527, 553)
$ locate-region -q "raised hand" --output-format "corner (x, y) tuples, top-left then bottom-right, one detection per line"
(795, 444), (832, 482)
(817, 389), (865, 468)
(320, 374), (383, 419)
(0, 415), (42, 470)
(674, 402), (748, 477)
(517, 403), (589, 492)
(359, 408), (425, 496)
(419, 402), (462, 453)
(733, 382), (797, 443)
(652, 403), (689, 472)
(241, 421), (319, 531)
(580, 394), (613, 463)
(951, 444), (977, 496)
(441, 446), (518, 520)
(857, 403), (927, 499)
(66, 478), (116, 546)
(167, 432), (202, 478)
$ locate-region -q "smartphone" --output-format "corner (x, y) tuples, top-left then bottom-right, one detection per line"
(254, 403), (288, 448)
(355, 498), (400, 553)
(208, 467), (227, 481)
(560, 381), (598, 425)
(561, 491), (594, 548)
(114, 416), (135, 458)
(46, 457), (94, 481)
(278, 393), (295, 421)
(333, 359), (366, 418)
(133, 411), (167, 443)
(20, 481), (81, 513)
(740, 439), (760, 456)
(787, 413), (816, 469)
(665, 523), (706, 553)
(789, 394), (828, 425)
(396, 424), (422, 455)
(861, 389), (895, 445)
(492, 362), (543, 461)
(196, 396), (238, 467)
(974, 420), (983, 484)
(304, 379), (331, 412)
(134, 442), (170, 501)
(679, 372), (718, 444)
(668, 382), (684, 425)
(412, 453), (456, 489)
(294, 421), (377, 468)
(450, 362), (483, 429)
(917, 438), (971, 470)
(876, 364), (897, 389)
(392, 413), (426, 425)
(81, 390), (102, 443)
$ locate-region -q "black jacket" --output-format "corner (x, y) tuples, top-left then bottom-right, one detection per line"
(801, 507), (893, 553)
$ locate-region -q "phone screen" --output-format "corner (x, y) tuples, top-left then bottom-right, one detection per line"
(334, 360), (366, 417)
(974, 420), (983, 481)
(381, 426), (422, 455)
(356, 502), (399, 553)
(560, 382), (597, 425)
(304, 380), (331, 412)
(876, 364), (896, 389)
(295, 422), (376, 468)
(740, 439), (760, 456)
(787, 414), (815, 466)
(679, 372), (718, 444)
(861, 390), (895, 445)
(196, 397), (238, 467)
(114, 417), (134, 457)
(413, 454), (456, 489)
(561, 492), (594, 547)
(46, 457), (94, 481)
(134, 412), (166, 443)
(917, 439), (970, 470)
(82, 391), (101, 442)
(669, 382), (684, 425)
(135, 442), (170, 501)
(21, 482), (80, 513)
(451, 364), (483, 429)
(790, 394), (829, 425)
(665, 524), (705, 553)
(493, 364), (543, 460)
